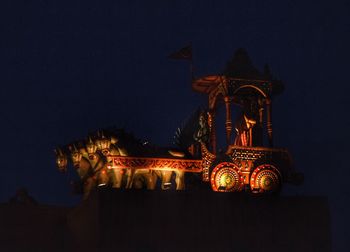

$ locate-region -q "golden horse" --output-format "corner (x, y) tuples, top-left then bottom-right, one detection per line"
(95, 130), (185, 190)
(55, 130), (187, 194)
(94, 133), (129, 189)
(54, 145), (96, 200)
(54, 148), (68, 173)
(85, 137), (109, 187)
(68, 145), (97, 200)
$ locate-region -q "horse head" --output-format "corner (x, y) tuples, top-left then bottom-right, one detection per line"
(54, 147), (68, 172)
(95, 131), (112, 156)
(69, 144), (83, 169)
(95, 131), (103, 150)
(110, 135), (119, 145)
(86, 136), (98, 160)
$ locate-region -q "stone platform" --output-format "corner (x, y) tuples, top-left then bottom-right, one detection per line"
(98, 190), (331, 252)
(0, 190), (331, 252)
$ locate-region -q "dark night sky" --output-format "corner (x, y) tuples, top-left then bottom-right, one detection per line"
(1, 0), (349, 250)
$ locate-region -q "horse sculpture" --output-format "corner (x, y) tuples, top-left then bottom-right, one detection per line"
(54, 148), (68, 173)
(95, 131), (131, 189)
(68, 144), (96, 200)
(102, 128), (185, 190)
(54, 124), (201, 198)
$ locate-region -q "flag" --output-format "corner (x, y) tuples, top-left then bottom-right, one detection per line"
(168, 45), (192, 60)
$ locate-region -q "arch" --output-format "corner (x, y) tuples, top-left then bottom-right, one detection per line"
(233, 85), (267, 98)
(209, 88), (225, 110)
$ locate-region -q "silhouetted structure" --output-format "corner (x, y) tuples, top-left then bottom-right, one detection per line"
(8, 188), (37, 205)
(0, 190), (331, 252)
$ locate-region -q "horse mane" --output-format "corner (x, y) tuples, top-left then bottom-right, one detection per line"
(102, 127), (184, 158)
(57, 122), (202, 159)
(101, 127), (161, 156)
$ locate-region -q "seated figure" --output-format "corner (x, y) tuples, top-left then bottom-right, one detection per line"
(233, 97), (263, 147)
(233, 113), (256, 146)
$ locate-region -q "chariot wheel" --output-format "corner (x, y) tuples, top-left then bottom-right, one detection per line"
(210, 162), (244, 192)
(250, 164), (281, 193)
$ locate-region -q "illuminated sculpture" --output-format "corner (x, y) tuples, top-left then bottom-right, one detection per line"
(192, 48), (302, 192)
(55, 129), (194, 198)
(54, 48), (302, 198)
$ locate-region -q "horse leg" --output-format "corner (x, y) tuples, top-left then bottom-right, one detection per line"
(83, 177), (96, 200)
(161, 171), (173, 190)
(97, 169), (109, 186)
(175, 171), (185, 190)
(132, 172), (144, 189)
(145, 170), (157, 190)
(110, 169), (124, 188)
(125, 168), (135, 189)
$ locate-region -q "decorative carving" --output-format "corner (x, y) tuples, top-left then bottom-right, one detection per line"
(226, 145), (289, 162)
(200, 142), (216, 181)
(108, 156), (202, 172)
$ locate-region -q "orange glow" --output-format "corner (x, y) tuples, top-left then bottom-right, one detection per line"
(210, 162), (244, 192)
(108, 155), (202, 173)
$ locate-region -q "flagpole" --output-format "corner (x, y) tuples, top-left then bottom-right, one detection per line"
(190, 42), (194, 81)
(190, 58), (194, 81)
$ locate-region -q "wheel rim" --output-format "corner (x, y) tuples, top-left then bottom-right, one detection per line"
(250, 164), (281, 192)
(210, 162), (244, 192)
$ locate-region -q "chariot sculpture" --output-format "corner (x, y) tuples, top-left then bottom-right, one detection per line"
(55, 48), (302, 199)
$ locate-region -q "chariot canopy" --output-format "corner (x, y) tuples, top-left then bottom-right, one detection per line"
(192, 48), (284, 151)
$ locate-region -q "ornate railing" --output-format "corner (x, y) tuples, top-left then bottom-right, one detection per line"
(107, 156), (203, 172)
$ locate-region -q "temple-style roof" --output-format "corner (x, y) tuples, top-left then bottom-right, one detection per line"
(192, 48), (284, 96)
(223, 48), (266, 80)
(191, 75), (223, 94)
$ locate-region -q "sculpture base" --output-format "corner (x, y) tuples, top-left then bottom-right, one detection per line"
(0, 190), (331, 252)
(98, 189), (331, 252)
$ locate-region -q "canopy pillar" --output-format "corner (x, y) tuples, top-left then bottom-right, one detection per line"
(224, 96), (232, 145)
(208, 109), (217, 154)
(266, 99), (273, 147)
